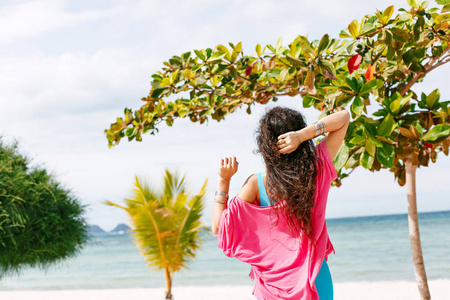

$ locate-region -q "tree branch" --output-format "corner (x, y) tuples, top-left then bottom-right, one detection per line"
(399, 46), (450, 96)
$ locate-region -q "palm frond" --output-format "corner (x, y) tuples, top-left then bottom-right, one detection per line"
(162, 169), (188, 207)
(105, 200), (128, 211)
(108, 170), (208, 280)
(129, 175), (157, 206)
(170, 178), (208, 272)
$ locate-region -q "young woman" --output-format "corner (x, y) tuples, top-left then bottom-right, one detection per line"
(211, 106), (350, 300)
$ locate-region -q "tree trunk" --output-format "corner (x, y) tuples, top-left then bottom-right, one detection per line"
(164, 268), (173, 300)
(405, 157), (431, 300)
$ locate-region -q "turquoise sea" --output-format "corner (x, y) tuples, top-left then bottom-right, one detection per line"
(1, 211), (449, 290)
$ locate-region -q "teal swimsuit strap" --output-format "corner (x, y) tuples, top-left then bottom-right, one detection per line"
(256, 172), (271, 207)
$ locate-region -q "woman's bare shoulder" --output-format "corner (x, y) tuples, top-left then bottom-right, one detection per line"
(237, 174), (258, 204)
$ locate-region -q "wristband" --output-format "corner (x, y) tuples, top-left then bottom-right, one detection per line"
(215, 190), (229, 199)
(312, 120), (326, 136)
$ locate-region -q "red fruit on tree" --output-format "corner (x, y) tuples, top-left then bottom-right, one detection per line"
(245, 65), (253, 76)
(424, 142), (433, 149)
(348, 53), (363, 74)
(365, 64), (375, 81)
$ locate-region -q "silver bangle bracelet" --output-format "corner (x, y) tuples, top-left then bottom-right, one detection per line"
(214, 199), (227, 204)
(215, 190), (229, 199)
(312, 120), (326, 137)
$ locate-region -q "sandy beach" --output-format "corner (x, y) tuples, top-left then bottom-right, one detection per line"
(1, 280), (448, 300)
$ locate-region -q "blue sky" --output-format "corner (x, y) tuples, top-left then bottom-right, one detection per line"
(1, 0), (449, 231)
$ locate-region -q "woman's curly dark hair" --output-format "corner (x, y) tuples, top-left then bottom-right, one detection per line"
(256, 106), (321, 241)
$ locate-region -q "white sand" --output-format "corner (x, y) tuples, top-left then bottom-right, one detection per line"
(0, 280), (448, 300)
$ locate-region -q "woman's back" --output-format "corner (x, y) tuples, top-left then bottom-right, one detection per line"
(212, 107), (350, 299)
(217, 142), (337, 300)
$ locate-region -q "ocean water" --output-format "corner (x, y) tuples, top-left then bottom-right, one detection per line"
(1, 211), (449, 290)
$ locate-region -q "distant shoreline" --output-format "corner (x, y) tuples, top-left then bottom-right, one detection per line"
(326, 209), (450, 222)
(93, 210), (450, 234)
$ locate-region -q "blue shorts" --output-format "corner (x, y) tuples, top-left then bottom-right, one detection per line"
(316, 259), (333, 300)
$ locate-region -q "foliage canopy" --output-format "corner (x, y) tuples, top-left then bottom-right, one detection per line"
(0, 139), (88, 278)
(106, 1), (450, 187)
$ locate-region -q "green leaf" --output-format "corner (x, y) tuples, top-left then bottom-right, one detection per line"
(423, 124), (450, 142)
(339, 29), (352, 38)
(387, 46), (395, 60)
(181, 51), (191, 64)
(383, 5), (395, 21)
(302, 95), (315, 108)
(286, 55), (305, 67)
(235, 42), (242, 53)
(256, 44), (262, 56)
(320, 59), (337, 80)
(365, 139), (376, 156)
(376, 143), (395, 168)
(372, 138), (384, 147)
(413, 16), (425, 41)
(407, 0), (420, 9)
(402, 50), (416, 65)
(349, 135), (366, 144)
(297, 36), (315, 59)
(268, 68), (281, 77)
(378, 114), (397, 136)
(409, 62), (425, 72)
(360, 79), (384, 94)
(390, 28), (409, 42)
(426, 89), (440, 109)
(346, 77), (358, 92)
(389, 93), (411, 115)
(360, 151), (374, 169)
(317, 34), (330, 54)
(333, 143), (349, 170)
(348, 19), (359, 38)
(150, 88), (167, 99)
(208, 51), (227, 62)
(126, 127), (135, 137)
(413, 122), (423, 138)
(436, 0), (450, 5)
(228, 66), (238, 79)
(276, 37), (283, 50)
(194, 50), (205, 61)
(351, 96), (364, 117)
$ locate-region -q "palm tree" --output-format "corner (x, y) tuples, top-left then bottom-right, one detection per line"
(106, 170), (208, 300)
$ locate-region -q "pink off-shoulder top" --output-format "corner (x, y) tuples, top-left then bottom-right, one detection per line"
(217, 141), (337, 300)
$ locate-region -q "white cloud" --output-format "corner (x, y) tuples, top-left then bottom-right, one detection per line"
(0, 0), (116, 44)
(0, 47), (158, 121)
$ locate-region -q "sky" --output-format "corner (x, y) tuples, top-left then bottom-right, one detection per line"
(1, 0), (449, 231)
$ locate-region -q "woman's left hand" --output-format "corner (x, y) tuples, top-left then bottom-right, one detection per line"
(277, 131), (301, 154)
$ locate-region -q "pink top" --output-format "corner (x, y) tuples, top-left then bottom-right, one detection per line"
(217, 141), (337, 300)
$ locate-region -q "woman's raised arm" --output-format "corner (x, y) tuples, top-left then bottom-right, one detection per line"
(277, 109), (350, 160)
(211, 156), (239, 235)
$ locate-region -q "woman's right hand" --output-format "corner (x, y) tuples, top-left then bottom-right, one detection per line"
(218, 156), (239, 180)
(277, 131), (302, 154)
